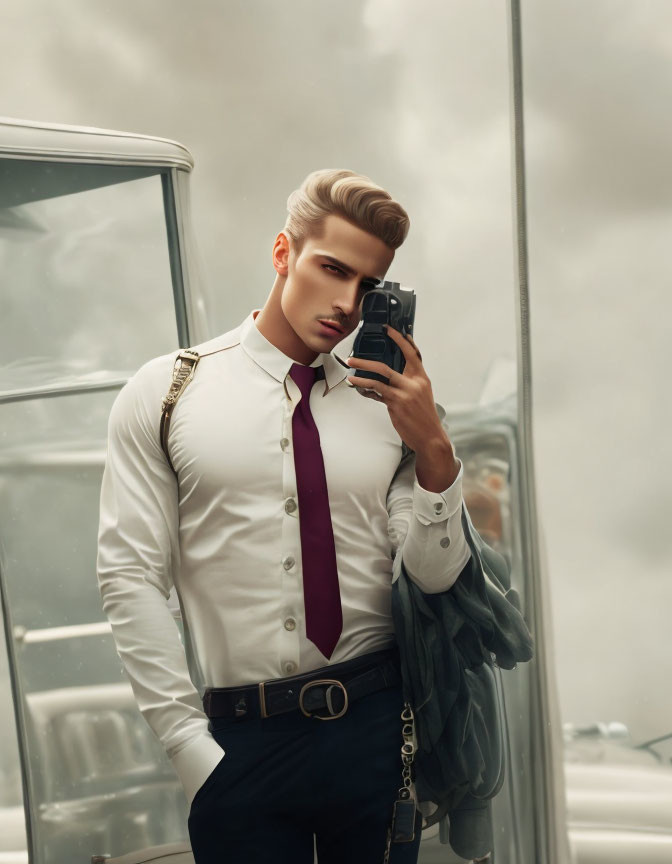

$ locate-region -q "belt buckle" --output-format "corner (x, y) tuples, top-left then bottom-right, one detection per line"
(299, 678), (349, 720)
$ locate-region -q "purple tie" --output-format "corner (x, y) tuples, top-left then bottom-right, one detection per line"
(289, 363), (343, 659)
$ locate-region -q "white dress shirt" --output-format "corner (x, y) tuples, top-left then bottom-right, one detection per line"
(96, 307), (471, 806)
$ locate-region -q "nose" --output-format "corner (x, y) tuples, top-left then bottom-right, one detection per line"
(334, 278), (365, 322)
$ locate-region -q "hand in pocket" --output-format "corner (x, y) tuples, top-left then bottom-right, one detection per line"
(189, 750), (227, 811)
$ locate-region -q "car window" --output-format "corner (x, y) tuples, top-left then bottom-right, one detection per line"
(0, 162), (179, 393)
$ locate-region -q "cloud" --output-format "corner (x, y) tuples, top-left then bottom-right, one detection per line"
(523, 0), (672, 232)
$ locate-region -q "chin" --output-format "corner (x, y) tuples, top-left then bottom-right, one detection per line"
(299, 329), (323, 354)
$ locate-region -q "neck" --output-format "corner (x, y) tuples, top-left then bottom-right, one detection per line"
(254, 277), (320, 365)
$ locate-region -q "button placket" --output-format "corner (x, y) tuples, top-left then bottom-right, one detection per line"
(279, 402), (300, 681)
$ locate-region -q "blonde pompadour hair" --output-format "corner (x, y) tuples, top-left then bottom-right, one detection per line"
(284, 168), (410, 252)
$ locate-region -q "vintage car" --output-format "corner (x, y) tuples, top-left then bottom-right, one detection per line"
(1, 116), (670, 864)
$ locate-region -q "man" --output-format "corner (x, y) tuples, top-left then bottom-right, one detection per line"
(97, 168), (472, 863)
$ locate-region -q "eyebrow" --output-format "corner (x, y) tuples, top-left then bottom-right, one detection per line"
(319, 254), (382, 284)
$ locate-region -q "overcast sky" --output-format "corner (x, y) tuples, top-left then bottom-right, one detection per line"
(1, 0), (670, 749)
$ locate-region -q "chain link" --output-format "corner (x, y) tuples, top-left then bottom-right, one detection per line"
(383, 701), (416, 863)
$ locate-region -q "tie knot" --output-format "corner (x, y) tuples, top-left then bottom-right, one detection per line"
(290, 363), (319, 398)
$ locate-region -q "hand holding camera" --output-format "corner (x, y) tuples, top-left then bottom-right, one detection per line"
(344, 280), (451, 459)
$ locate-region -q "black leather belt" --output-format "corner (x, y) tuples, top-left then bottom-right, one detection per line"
(202, 646), (401, 721)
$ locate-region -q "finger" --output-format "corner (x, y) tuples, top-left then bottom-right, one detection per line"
(385, 325), (422, 364)
(404, 334), (422, 363)
(360, 389), (384, 401)
(346, 358), (402, 387)
(347, 375), (392, 401)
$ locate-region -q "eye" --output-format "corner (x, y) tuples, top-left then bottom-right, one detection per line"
(322, 264), (344, 275)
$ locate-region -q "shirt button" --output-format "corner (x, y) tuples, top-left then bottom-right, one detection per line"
(284, 661), (297, 674)
(283, 556), (296, 570)
(434, 502), (444, 514)
(285, 498), (297, 514)
(440, 536), (451, 548)
(280, 438), (290, 451)
(284, 617), (296, 631)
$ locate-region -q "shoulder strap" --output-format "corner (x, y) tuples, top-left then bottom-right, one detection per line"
(160, 349), (200, 473)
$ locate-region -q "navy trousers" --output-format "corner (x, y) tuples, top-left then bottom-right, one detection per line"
(187, 678), (423, 863)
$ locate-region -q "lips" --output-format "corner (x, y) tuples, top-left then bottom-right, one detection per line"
(319, 320), (344, 334)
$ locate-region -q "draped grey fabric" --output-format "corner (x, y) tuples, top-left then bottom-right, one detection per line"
(390, 502), (534, 859)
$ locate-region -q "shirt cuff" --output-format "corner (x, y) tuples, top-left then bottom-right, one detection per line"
(413, 457), (464, 526)
(169, 731), (226, 808)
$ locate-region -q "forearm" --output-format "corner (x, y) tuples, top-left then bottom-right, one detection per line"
(414, 436), (460, 493)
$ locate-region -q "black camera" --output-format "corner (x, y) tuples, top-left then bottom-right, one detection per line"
(349, 280), (416, 386)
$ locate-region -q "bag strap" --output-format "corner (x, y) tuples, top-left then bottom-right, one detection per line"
(160, 349), (201, 473)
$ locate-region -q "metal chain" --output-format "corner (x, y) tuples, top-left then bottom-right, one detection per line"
(383, 701), (417, 864)
(399, 702), (417, 800)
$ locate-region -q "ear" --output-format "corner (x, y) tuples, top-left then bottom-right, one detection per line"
(272, 231), (290, 276)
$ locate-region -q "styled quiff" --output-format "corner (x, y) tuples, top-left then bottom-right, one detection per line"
(284, 168), (410, 252)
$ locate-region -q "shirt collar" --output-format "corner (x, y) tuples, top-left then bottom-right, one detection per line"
(240, 308), (351, 395)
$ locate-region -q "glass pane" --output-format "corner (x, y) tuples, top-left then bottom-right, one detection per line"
(0, 3), (538, 862)
(519, 0), (672, 858)
(0, 162), (179, 393)
(446, 399), (535, 863)
(0, 390), (187, 863)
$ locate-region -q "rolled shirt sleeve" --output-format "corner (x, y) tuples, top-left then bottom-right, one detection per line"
(96, 357), (225, 807)
(387, 440), (472, 594)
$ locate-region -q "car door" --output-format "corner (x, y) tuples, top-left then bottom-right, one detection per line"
(0, 121), (209, 864)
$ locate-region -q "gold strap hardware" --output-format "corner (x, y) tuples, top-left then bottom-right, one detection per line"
(159, 349), (200, 473)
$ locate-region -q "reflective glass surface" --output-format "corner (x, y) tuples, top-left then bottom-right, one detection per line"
(448, 399), (535, 864)
(0, 162), (179, 393)
(0, 3), (536, 863)
(519, 1), (672, 858)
